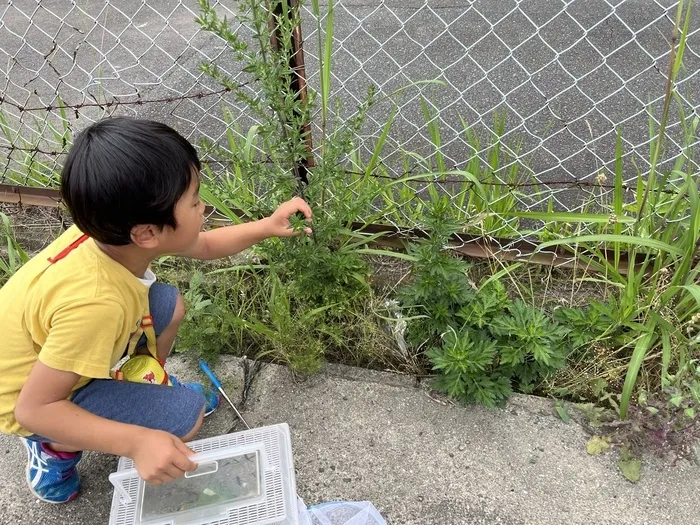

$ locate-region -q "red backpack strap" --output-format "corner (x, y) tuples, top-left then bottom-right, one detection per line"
(48, 234), (89, 264)
(140, 314), (161, 364)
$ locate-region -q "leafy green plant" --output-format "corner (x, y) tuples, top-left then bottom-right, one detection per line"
(176, 269), (265, 360)
(250, 272), (334, 374)
(262, 233), (370, 307)
(424, 290), (574, 407)
(0, 213), (29, 284)
(399, 192), (573, 406)
(427, 328), (512, 407)
(456, 278), (509, 330)
(194, 0), (440, 373)
(490, 300), (570, 392)
(398, 194), (474, 345)
(553, 298), (621, 352)
(197, 0), (396, 284)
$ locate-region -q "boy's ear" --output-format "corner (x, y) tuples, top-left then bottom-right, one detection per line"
(130, 224), (160, 249)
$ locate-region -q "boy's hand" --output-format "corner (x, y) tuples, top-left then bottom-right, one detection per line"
(181, 196), (313, 260)
(131, 429), (197, 484)
(264, 197), (313, 237)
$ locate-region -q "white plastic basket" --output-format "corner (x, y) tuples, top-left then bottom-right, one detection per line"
(301, 502), (387, 525)
(109, 424), (298, 525)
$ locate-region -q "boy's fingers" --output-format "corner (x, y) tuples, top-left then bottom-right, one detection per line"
(175, 438), (194, 455)
(163, 469), (179, 482)
(289, 197), (312, 219)
(154, 472), (175, 484)
(165, 464), (186, 480)
(300, 202), (312, 220)
(283, 227), (312, 236)
(174, 441), (197, 471)
(173, 454), (197, 473)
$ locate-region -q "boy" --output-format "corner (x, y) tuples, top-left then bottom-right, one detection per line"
(0, 117), (312, 503)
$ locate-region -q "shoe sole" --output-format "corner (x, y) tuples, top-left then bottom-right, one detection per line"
(203, 394), (222, 418)
(22, 439), (80, 504)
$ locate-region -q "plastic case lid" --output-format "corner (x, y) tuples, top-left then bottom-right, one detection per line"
(109, 424), (298, 525)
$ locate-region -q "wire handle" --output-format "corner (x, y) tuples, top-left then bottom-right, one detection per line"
(199, 359), (222, 389)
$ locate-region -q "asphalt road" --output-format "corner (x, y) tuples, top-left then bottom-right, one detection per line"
(1, 0), (698, 210)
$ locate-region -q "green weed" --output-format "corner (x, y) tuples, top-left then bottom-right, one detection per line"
(398, 192), (574, 406)
(0, 100), (71, 187)
(533, 0), (698, 419)
(0, 213), (29, 284)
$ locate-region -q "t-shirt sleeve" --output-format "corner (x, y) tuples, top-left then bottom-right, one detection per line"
(38, 299), (126, 378)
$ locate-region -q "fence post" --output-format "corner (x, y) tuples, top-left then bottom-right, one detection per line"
(268, 0), (314, 186)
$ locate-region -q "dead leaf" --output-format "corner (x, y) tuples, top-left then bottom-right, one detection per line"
(617, 445), (641, 483)
(618, 457), (641, 482)
(586, 436), (610, 455)
(554, 400), (569, 423)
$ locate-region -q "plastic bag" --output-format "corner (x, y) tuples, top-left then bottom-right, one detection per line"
(298, 498), (387, 525)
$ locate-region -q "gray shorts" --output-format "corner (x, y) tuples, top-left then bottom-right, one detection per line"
(25, 283), (205, 442)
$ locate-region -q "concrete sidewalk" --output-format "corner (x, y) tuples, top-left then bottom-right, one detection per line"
(1, 355), (698, 525)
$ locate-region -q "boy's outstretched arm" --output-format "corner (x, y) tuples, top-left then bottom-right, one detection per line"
(182, 196), (312, 261)
(15, 361), (197, 485)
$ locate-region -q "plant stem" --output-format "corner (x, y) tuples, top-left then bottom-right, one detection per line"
(635, 0), (684, 229)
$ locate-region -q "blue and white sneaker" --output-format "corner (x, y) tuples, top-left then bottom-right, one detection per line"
(21, 438), (81, 504)
(169, 376), (221, 417)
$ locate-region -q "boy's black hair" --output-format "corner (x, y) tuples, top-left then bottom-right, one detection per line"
(60, 117), (201, 246)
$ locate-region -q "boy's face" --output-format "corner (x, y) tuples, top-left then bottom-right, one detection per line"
(159, 172), (205, 254)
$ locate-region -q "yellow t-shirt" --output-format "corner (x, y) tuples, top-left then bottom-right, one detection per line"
(0, 226), (152, 436)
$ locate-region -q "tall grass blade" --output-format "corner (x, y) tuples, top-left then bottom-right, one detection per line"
(199, 181), (245, 224)
(537, 234), (683, 257)
(478, 263), (523, 291)
(680, 284), (700, 306)
(365, 106), (396, 177)
(661, 326), (671, 388)
(508, 212), (633, 224)
(614, 129), (624, 270)
(673, 0), (692, 79)
(420, 97), (444, 172)
(355, 248), (417, 262)
(636, 0), (686, 224)
(310, 0), (333, 152)
(619, 321), (657, 419)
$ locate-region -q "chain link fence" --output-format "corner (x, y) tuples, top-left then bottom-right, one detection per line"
(298, 0), (700, 224)
(0, 0), (254, 186)
(1, 1), (698, 238)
